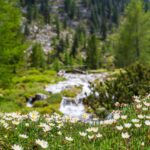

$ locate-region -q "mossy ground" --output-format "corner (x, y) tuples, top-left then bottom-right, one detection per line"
(61, 86), (82, 98)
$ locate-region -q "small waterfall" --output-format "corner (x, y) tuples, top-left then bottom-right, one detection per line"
(60, 97), (85, 118)
(46, 73), (107, 119)
(26, 98), (33, 107)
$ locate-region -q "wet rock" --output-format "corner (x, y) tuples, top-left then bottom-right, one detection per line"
(26, 93), (47, 107)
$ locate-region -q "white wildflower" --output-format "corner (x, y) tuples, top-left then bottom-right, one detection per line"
(143, 102), (150, 107)
(136, 104), (142, 109)
(12, 120), (20, 125)
(145, 120), (150, 126)
(79, 132), (87, 137)
(116, 125), (123, 131)
(137, 115), (145, 119)
(88, 135), (94, 140)
(35, 139), (48, 149)
(145, 115), (150, 119)
(57, 131), (62, 135)
(12, 144), (23, 150)
(65, 137), (73, 142)
(124, 123), (132, 128)
(86, 128), (92, 132)
(134, 124), (142, 128)
(29, 111), (40, 122)
(92, 127), (98, 133)
(96, 133), (102, 138)
(121, 115), (127, 120)
(19, 134), (28, 139)
(141, 142), (145, 146)
(131, 119), (140, 123)
(25, 123), (29, 127)
(133, 96), (141, 103)
(121, 132), (130, 139)
(113, 113), (120, 120)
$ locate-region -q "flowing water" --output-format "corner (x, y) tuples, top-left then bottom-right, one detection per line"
(45, 73), (107, 120)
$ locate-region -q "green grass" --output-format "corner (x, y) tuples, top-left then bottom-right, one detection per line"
(0, 95), (149, 150)
(61, 86), (82, 98)
(0, 98), (21, 112)
(0, 69), (64, 113)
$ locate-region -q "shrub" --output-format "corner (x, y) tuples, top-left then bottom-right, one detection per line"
(84, 63), (150, 116)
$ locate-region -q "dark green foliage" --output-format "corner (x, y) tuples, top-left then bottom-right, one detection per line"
(84, 63), (150, 115)
(0, 0), (25, 87)
(55, 16), (60, 39)
(115, 0), (150, 67)
(40, 0), (50, 24)
(71, 33), (79, 57)
(30, 43), (46, 69)
(64, 0), (76, 19)
(86, 35), (101, 69)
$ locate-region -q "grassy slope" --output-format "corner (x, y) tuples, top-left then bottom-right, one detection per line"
(0, 69), (64, 113)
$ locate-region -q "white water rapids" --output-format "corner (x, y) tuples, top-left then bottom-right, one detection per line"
(45, 73), (107, 120)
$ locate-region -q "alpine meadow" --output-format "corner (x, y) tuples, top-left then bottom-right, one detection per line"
(0, 0), (150, 150)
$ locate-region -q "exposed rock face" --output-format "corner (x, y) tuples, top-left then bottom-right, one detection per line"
(27, 24), (57, 53)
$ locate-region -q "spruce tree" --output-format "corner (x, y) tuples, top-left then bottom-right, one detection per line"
(86, 35), (100, 69)
(115, 0), (150, 67)
(30, 43), (46, 69)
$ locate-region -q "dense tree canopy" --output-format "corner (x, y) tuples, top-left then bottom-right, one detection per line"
(0, 0), (25, 86)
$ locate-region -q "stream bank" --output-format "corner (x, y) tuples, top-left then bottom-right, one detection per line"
(45, 72), (107, 120)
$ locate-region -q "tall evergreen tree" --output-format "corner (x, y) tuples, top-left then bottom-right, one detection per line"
(115, 0), (150, 67)
(30, 43), (46, 69)
(0, 0), (25, 86)
(86, 35), (100, 69)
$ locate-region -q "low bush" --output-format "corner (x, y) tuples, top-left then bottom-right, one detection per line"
(84, 63), (150, 116)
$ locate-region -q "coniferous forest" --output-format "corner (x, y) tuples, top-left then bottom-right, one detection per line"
(0, 0), (150, 149)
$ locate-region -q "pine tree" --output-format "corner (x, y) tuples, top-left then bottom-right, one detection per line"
(30, 43), (46, 69)
(55, 17), (60, 39)
(115, 0), (150, 67)
(0, 0), (25, 86)
(86, 35), (100, 69)
(71, 33), (79, 57)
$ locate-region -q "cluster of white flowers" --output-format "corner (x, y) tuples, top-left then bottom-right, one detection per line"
(114, 95), (150, 140)
(39, 123), (51, 132)
(35, 139), (48, 149)
(0, 94), (149, 149)
(29, 111), (40, 122)
(80, 127), (103, 140)
(65, 136), (73, 142)
(12, 144), (23, 150)
(121, 132), (130, 139)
